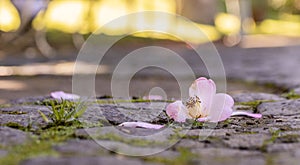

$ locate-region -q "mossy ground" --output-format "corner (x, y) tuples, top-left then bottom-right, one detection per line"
(0, 120), (103, 164)
(281, 90), (300, 99)
(144, 147), (197, 165)
(0, 139), (57, 165)
(1, 95), (300, 164)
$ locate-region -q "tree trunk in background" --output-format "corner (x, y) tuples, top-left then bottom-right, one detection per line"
(180, 0), (217, 24)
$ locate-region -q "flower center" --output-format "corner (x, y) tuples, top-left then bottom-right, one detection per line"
(186, 96), (202, 119)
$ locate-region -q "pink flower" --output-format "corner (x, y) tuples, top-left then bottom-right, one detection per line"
(50, 91), (80, 100)
(166, 77), (262, 122)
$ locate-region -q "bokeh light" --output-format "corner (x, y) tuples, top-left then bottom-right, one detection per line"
(0, 0), (20, 32)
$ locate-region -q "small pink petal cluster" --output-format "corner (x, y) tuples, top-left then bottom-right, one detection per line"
(166, 77), (262, 123)
(50, 91), (80, 100)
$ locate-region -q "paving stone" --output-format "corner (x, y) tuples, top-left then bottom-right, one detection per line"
(20, 156), (160, 165)
(11, 96), (51, 104)
(191, 147), (261, 157)
(222, 134), (269, 150)
(258, 99), (300, 116)
(93, 140), (169, 156)
(75, 126), (172, 141)
(146, 150), (180, 159)
(233, 105), (253, 111)
(0, 127), (30, 147)
(293, 87), (300, 95)
(233, 93), (285, 103)
(185, 129), (236, 138)
(191, 148), (264, 165)
(197, 155), (266, 165)
(53, 139), (108, 156)
(267, 143), (300, 153)
(2, 92), (300, 164)
(0, 105), (50, 129)
(97, 102), (168, 124)
(75, 126), (179, 156)
(269, 152), (300, 165)
(0, 102), (169, 129)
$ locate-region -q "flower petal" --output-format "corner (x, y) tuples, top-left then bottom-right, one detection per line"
(208, 93), (234, 122)
(197, 117), (209, 122)
(50, 91), (80, 100)
(231, 111), (262, 118)
(142, 95), (163, 100)
(166, 101), (190, 122)
(189, 77), (216, 115)
(119, 122), (164, 129)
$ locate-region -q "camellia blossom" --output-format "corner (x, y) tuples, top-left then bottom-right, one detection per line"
(50, 91), (80, 100)
(166, 77), (262, 122)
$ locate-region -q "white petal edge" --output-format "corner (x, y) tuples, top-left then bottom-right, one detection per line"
(119, 122), (164, 129)
(231, 111), (262, 118)
(50, 91), (80, 100)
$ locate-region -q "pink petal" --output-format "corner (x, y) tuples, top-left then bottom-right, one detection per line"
(166, 101), (190, 122)
(231, 111), (262, 118)
(197, 117), (209, 122)
(208, 93), (234, 122)
(142, 95), (163, 100)
(118, 122), (164, 129)
(50, 91), (80, 100)
(189, 77), (216, 114)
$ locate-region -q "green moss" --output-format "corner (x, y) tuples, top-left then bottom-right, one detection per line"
(265, 155), (275, 165)
(236, 100), (273, 112)
(281, 90), (300, 99)
(277, 134), (299, 143)
(0, 104), (11, 108)
(0, 111), (27, 115)
(144, 147), (197, 165)
(192, 121), (204, 129)
(243, 131), (259, 134)
(37, 126), (76, 142)
(0, 139), (57, 165)
(261, 129), (281, 152)
(86, 132), (164, 147)
(36, 121), (103, 142)
(168, 128), (184, 142)
(3, 122), (29, 131)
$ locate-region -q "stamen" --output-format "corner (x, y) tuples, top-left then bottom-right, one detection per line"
(185, 96), (202, 118)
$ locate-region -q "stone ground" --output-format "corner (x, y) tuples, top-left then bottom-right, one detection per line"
(1, 42), (300, 164)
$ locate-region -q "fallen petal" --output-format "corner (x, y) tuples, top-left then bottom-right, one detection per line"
(142, 95), (163, 100)
(119, 122), (164, 129)
(50, 91), (80, 100)
(231, 111), (262, 118)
